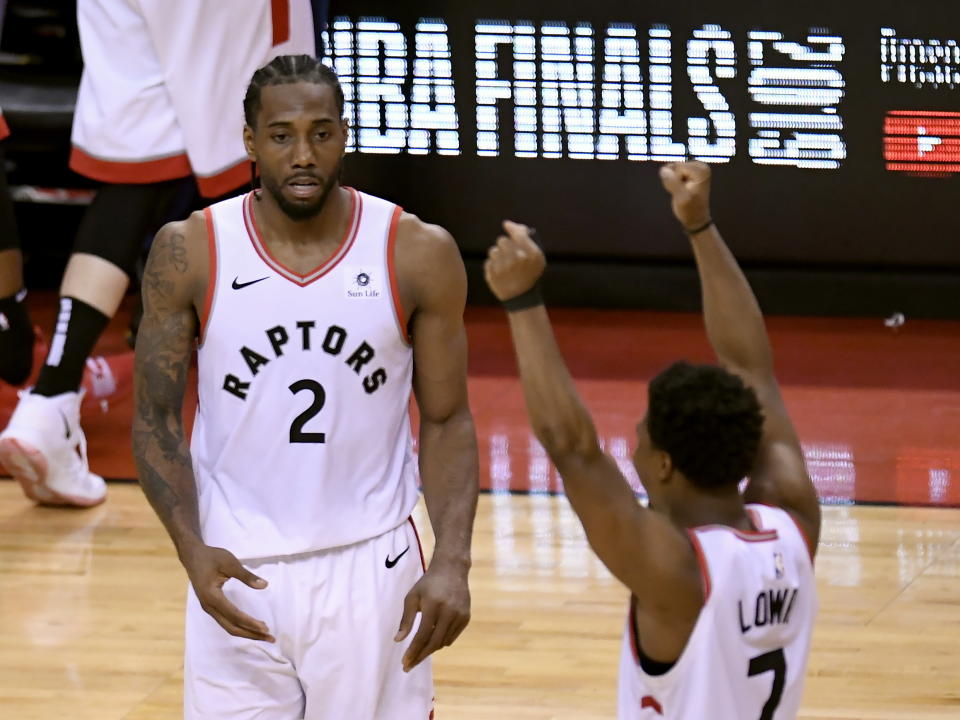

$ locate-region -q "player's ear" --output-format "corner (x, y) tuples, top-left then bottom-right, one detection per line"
(243, 124), (257, 161)
(656, 449), (673, 483)
(341, 116), (350, 146)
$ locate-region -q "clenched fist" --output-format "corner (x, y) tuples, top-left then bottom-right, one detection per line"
(659, 161), (712, 231)
(484, 220), (546, 302)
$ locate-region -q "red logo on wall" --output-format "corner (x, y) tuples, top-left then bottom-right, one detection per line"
(884, 111), (960, 176)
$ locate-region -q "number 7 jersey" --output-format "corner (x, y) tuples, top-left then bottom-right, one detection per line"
(618, 504), (818, 719)
(191, 189), (420, 561)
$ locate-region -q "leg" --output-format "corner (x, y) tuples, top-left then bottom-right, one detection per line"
(0, 147), (34, 386)
(36, 180), (184, 395)
(184, 564), (306, 720)
(58, 253), (129, 319)
(0, 0), (192, 505)
(299, 520), (434, 720)
(0, 181), (181, 506)
(0, 248), (24, 298)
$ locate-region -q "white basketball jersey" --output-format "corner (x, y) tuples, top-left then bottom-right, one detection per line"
(192, 189), (420, 560)
(618, 504), (818, 720)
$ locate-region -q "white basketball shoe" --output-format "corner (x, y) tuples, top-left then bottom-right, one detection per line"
(0, 389), (107, 507)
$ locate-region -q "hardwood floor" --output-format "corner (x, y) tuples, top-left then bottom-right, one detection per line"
(1, 483), (958, 719)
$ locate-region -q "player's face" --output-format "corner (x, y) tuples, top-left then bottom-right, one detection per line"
(245, 82), (348, 221)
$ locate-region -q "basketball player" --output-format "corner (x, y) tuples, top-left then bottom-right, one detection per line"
(0, 0), (316, 507)
(485, 161), (820, 719)
(132, 56), (478, 719)
(0, 108), (34, 387)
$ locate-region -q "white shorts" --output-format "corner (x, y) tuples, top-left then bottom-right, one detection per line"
(70, 0), (315, 197)
(184, 519), (435, 720)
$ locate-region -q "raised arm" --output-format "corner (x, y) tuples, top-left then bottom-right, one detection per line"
(392, 217), (479, 671)
(483, 223), (701, 614)
(660, 162), (821, 553)
(133, 214), (274, 642)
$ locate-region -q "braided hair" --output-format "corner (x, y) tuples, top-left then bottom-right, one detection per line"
(244, 54), (344, 128)
(243, 54), (345, 193)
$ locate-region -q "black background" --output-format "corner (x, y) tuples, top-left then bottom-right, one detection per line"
(335, 0), (960, 272)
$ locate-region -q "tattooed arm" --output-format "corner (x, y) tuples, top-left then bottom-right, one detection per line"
(133, 218), (202, 550)
(133, 214), (274, 642)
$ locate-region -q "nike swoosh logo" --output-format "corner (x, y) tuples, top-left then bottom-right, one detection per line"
(58, 410), (70, 440)
(385, 546), (410, 569)
(232, 276), (269, 290)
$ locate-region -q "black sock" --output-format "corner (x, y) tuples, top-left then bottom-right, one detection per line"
(0, 288), (33, 385)
(32, 297), (110, 397)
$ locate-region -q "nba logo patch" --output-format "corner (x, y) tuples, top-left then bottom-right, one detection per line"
(774, 552), (785, 580)
(345, 267), (382, 299)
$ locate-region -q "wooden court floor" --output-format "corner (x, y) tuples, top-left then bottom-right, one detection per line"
(2, 306), (959, 717)
(1, 483), (958, 719)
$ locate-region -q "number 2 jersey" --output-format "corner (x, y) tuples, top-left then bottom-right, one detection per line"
(618, 504), (818, 719)
(191, 189), (420, 560)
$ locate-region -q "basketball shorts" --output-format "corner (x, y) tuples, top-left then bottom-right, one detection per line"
(70, 0), (315, 197)
(184, 518), (435, 720)
(0, 108), (8, 140)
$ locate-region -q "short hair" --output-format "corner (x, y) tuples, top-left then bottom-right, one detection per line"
(646, 361), (764, 489)
(243, 54), (345, 128)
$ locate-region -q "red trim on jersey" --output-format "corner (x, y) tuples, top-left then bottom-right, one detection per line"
(640, 696), (664, 714)
(726, 529), (779, 542)
(270, 0), (290, 45)
(695, 516), (779, 544)
(386, 204), (411, 345)
(686, 530), (712, 601)
(196, 159), (251, 198)
(0, 114), (9, 141)
(200, 208), (218, 345)
(408, 516), (427, 572)
(753, 503), (817, 562)
(69, 145), (192, 184)
(242, 187), (362, 287)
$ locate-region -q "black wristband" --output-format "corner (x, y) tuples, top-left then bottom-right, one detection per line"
(684, 218), (714, 235)
(502, 283), (544, 312)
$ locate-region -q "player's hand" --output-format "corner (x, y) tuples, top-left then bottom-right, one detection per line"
(395, 560), (471, 672)
(659, 161), (712, 231)
(181, 543), (275, 643)
(484, 220), (546, 302)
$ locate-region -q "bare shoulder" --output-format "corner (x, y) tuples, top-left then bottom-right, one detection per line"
(736, 368), (822, 554)
(395, 212), (460, 265)
(393, 212), (465, 311)
(143, 211), (210, 311)
(751, 440), (822, 556)
(149, 211), (209, 263)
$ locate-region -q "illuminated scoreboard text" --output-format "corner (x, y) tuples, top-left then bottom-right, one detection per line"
(326, 18), (847, 169)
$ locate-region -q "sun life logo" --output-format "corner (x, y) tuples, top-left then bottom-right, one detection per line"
(346, 269), (380, 299)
